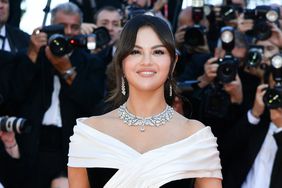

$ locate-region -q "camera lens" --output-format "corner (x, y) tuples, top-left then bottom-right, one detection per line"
(254, 20), (272, 40)
(0, 116), (31, 134)
(246, 48), (263, 67)
(48, 34), (71, 57)
(184, 26), (205, 46)
(217, 56), (238, 83)
(263, 88), (282, 109)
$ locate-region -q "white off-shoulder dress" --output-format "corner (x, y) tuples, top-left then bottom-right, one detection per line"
(68, 118), (222, 188)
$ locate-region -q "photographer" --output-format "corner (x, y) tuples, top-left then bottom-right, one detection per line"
(11, 2), (105, 188)
(223, 67), (282, 187)
(91, 6), (123, 59)
(175, 5), (213, 85)
(182, 28), (258, 177)
(0, 0), (29, 53)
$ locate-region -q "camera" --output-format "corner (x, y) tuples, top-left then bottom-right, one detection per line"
(0, 116), (31, 134)
(184, 0), (206, 46)
(263, 53), (282, 109)
(39, 24), (65, 38)
(48, 27), (111, 56)
(41, 25), (111, 56)
(244, 5), (280, 40)
(245, 45), (264, 68)
(220, 4), (243, 22)
(217, 26), (238, 83)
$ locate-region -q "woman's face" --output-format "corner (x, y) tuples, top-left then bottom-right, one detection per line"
(122, 26), (171, 94)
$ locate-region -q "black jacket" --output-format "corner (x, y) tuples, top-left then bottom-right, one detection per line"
(223, 112), (273, 188)
(11, 48), (106, 187)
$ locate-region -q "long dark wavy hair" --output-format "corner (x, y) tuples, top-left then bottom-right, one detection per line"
(107, 15), (179, 108)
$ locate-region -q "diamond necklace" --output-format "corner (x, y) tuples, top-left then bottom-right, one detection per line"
(118, 103), (174, 132)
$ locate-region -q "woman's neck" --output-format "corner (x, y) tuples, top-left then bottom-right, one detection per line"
(126, 91), (167, 117)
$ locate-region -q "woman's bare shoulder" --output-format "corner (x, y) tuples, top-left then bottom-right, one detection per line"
(173, 112), (206, 136)
(81, 110), (119, 129)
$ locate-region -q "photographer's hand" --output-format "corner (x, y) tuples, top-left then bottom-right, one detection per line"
(237, 14), (253, 33)
(224, 74), (243, 104)
(197, 57), (218, 88)
(251, 84), (268, 118)
(0, 131), (20, 159)
(174, 25), (187, 47)
(269, 23), (282, 49)
(152, 0), (167, 12)
(45, 46), (77, 85)
(81, 23), (97, 35)
(27, 27), (48, 63)
(244, 66), (265, 82)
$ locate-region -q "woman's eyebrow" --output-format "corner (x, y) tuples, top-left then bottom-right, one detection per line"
(134, 44), (165, 49)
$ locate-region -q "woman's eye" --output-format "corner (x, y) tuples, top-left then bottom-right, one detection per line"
(153, 50), (165, 55)
(130, 50), (140, 55)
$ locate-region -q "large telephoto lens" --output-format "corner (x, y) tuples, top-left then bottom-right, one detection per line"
(0, 116), (31, 134)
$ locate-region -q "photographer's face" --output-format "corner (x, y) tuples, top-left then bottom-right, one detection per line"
(52, 10), (81, 37)
(96, 10), (122, 45)
(0, 0), (9, 26)
(256, 40), (280, 66)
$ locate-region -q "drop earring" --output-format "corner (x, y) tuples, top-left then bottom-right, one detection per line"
(121, 77), (126, 95)
(169, 84), (172, 97)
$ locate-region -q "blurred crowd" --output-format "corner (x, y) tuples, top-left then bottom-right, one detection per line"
(1, 0), (282, 187)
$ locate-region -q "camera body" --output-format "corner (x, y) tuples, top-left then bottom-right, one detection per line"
(184, 0), (206, 46)
(220, 4), (243, 22)
(0, 116), (31, 134)
(41, 25), (111, 56)
(40, 24), (65, 38)
(217, 26), (238, 84)
(217, 54), (238, 83)
(263, 53), (282, 109)
(263, 86), (282, 109)
(244, 5), (280, 40)
(245, 45), (264, 68)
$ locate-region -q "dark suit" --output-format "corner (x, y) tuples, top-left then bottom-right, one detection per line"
(11, 48), (106, 188)
(0, 25), (30, 187)
(222, 112), (278, 188)
(0, 52), (25, 188)
(5, 24), (30, 53)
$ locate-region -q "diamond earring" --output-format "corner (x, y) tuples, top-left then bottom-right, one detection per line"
(169, 84), (172, 97)
(121, 77), (126, 95)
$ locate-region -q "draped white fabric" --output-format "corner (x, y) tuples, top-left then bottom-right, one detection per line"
(68, 118), (222, 188)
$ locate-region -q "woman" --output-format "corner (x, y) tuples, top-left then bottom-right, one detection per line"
(68, 15), (222, 188)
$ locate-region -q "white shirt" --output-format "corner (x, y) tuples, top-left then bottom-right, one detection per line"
(242, 110), (282, 188)
(0, 25), (11, 52)
(41, 76), (62, 127)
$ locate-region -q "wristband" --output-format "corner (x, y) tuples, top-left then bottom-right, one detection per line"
(62, 67), (76, 80)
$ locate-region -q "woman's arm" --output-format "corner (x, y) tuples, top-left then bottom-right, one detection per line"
(68, 167), (90, 188)
(195, 177), (222, 188)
